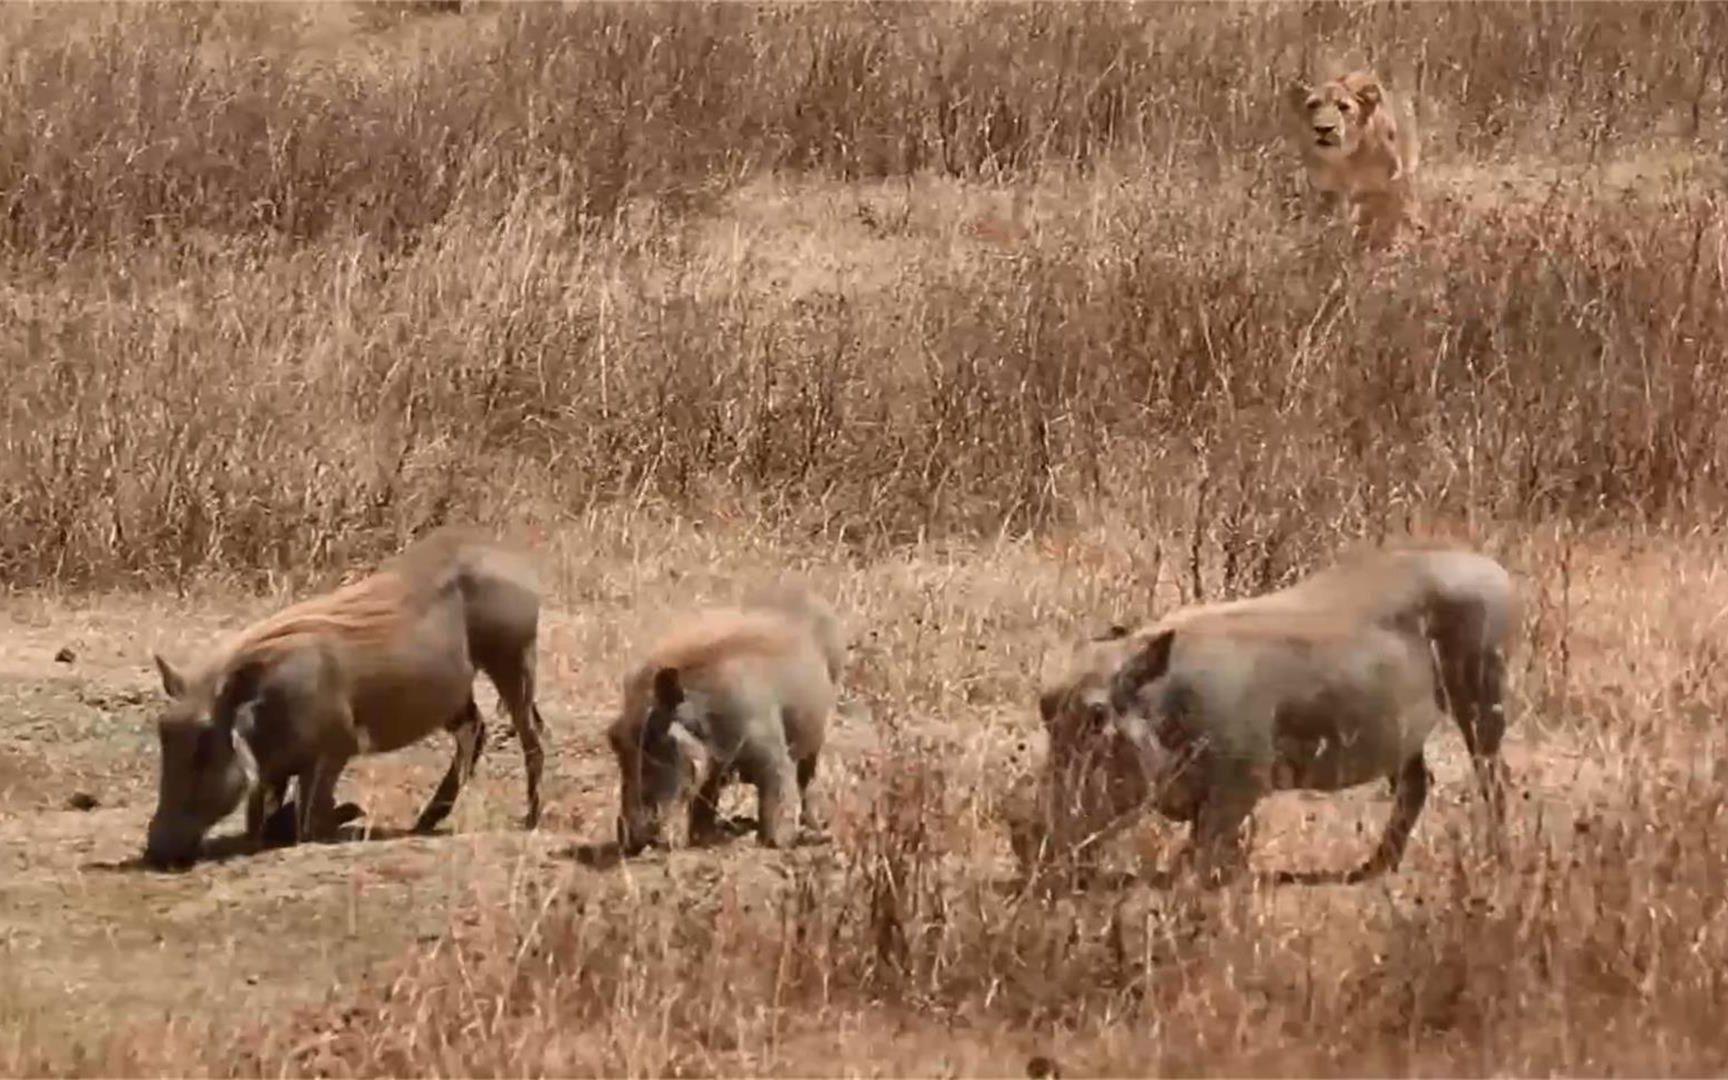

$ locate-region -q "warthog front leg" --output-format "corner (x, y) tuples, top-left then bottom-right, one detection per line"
(413, 697), (485, 835)
(294, 755), (354, 842)
(247, 778), (289, 849)
(687, 768), (733, 847)
(1176, 775), (1261, 889)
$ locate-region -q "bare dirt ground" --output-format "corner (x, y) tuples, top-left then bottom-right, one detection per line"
(3, 526), (1717, 1072)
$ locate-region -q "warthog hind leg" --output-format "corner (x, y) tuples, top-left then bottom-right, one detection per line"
(482, 644), (549, 830)
(1453, 647), (1511, 860)
(413, 697), (486, 834)
(1349, 750), (1431, 882)
(1279, 752), (1431, 886)
(744, 751), (801, 849)
(795, 754), (831, 843)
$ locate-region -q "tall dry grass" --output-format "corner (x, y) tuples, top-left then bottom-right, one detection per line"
(32, 728), (1728, 1076)
(3, 2), (1728, 1076)
(0, 1), (1723, 588)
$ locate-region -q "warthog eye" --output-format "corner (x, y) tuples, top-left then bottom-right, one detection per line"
(189, 726), (225, 770)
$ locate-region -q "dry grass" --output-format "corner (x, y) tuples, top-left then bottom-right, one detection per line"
(1, 1), (1727, 1076)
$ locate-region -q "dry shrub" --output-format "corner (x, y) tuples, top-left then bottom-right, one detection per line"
(5, 188), (1726, 587)
(87, 749), (1717, 1077)
(0, 3), (1724, 586)
(3, 3), (1728, 1075)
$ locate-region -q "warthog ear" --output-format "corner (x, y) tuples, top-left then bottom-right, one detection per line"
(212, 661), (264, 739)
(1092, 624), (1131, 642)
(652, 666), (685, 710)
(154, 653), (188, 700)
(1109, 629), (1175, 711)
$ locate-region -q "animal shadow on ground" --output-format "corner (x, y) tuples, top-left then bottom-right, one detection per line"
(567, 813), (778, 869)
(82, 800), (416, 874)
(996, 862), (1396, 898)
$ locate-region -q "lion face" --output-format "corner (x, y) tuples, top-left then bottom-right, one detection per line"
(1292, 74), (1384, 160)
(1286, 70), (1422, 248)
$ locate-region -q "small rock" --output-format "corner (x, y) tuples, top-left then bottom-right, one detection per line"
(66, 792), (99, 812)
(54, 647), (75, 664)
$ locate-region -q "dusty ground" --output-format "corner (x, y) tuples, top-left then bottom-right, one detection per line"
(3, 524), (1717, 1070)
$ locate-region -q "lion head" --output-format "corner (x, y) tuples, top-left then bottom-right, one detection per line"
(1292, 72), (1391, 162)
(1286, 69), (1424, 248)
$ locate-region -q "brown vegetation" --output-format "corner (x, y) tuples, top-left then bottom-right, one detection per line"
(1, 1), (1726, 1076)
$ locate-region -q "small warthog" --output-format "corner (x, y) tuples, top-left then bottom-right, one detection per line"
(1023, 543), (1516, 886)
(1009, 625), (1153, 885)
(607, 585), (842, 856)
(144, 527), (550, 869)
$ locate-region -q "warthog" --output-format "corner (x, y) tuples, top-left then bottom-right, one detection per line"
(1009, 625), (1153, 885)
(608, 585), (842, 856)
(143, 527), (550, 869)
(1022, 543), (1516, 886)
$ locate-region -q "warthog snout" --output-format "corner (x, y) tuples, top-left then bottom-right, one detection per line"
(143, 811), (209, 870)
(145, 663), (257, 870)
(615, 810), (669, 857)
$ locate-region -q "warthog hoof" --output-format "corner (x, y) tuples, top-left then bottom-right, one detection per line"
(692, 814), (759, 848)
(1027, 1055), (1062, 1080)
(262, 800), (367, 847)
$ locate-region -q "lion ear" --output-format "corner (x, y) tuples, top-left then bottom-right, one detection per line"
(1353, 77), (1384, 110)
(1286, 80), (1313, 112)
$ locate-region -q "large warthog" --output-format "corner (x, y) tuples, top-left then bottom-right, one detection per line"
(1017, 543), (1516, 887)
(143, 528), (551, 869)
(607, 585), (843, 856)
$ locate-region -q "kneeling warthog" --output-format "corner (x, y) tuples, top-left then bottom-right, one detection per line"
(143, 528), (550, 869)
(608, 585), (842, 856)
(1022, 543), (1516, 886)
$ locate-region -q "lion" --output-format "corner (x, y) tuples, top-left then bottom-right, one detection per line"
(1017, 543), (1517, 888)
(1287, 69), (1425, 250)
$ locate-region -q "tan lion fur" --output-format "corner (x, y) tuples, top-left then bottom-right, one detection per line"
(1287, 69), (1425, 250)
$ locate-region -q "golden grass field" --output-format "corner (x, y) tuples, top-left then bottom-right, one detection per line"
(2, 2), (1728, 1076)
